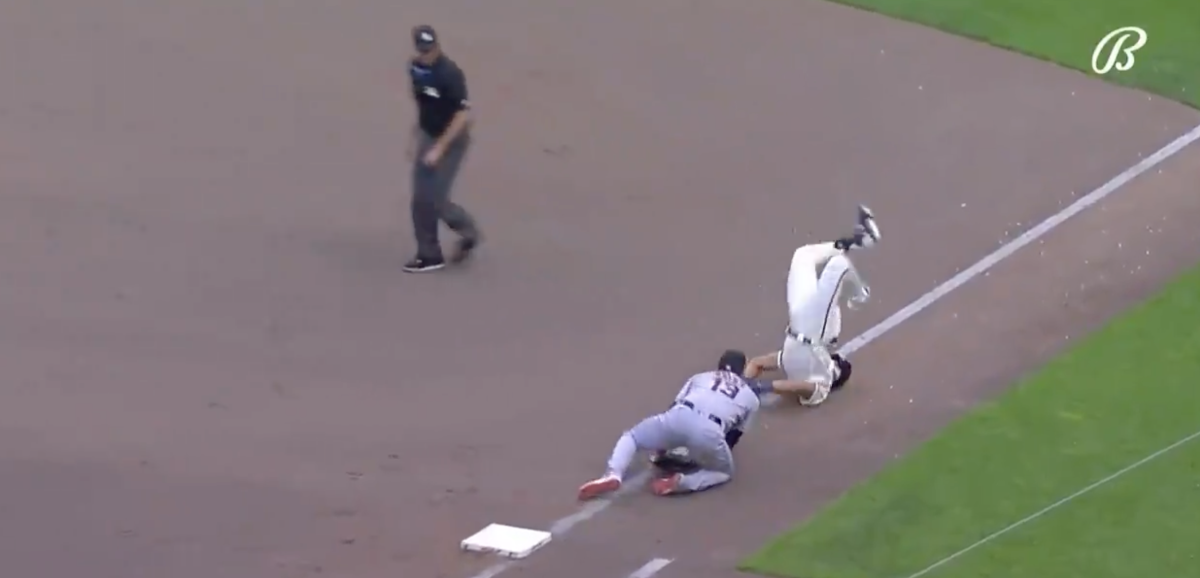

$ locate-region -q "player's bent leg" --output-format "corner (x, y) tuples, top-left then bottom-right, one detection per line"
(604, 432), (639, 480)
(788, 242), (841, 327)
(790, 242), (842, 273)
(653, 432), (735, 496)
(578, 431), (633, 501)
(779, 340), (836, 404)
(658, 468), (731, 496)
(650, 426), (744, 475)
(797, 344), (839, 406)
(580, 413), (672, 501)
(797, 380), (832, 406)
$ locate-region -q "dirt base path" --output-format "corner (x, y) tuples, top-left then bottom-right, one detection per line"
(1, 1), (1197, 578)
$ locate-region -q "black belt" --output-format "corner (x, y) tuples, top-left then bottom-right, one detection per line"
(785, 325), (837, 346)
(677, 400), (724, 428)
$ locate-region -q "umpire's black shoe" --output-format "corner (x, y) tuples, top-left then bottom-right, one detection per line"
(402, 256), (446, 273)
(450, 236), (479, 264)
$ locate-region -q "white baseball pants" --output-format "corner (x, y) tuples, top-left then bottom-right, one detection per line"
(778, 242), (869, 404)
(606, 406), (734, 493)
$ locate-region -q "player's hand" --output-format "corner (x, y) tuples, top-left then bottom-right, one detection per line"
(422, 144), (445, 167)
(743, 360), (763, 379)
(847, 286), (871, 310)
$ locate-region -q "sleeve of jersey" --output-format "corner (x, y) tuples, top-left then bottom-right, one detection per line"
(674, 374), (703, 402)
(446, 67), (471, 111)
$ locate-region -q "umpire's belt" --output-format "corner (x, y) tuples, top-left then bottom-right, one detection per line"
(676, 400), (724, 429)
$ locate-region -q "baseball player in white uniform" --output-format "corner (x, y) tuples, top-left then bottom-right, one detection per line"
(578, 350), (761, 499)
(745, 205), (882, 405)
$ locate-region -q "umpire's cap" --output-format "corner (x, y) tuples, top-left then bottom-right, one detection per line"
(413, 25), (439, 53)
(717, 349), (748, 375)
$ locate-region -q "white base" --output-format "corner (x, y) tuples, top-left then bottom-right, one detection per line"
(460, 523), (552, 559)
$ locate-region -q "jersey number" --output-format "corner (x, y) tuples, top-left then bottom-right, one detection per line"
(710, 377), (741, 400)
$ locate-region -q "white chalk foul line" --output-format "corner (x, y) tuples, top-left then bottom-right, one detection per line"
(627, 558), (674, 578)
(841, 123), (1200, 359)
(902, 427), (1200, 578)
(466, 123), (1200, 578)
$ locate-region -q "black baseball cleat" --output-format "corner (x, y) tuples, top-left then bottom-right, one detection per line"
(856, 205), (882, 246)
(834, 205), (883, 251)
(402, 256), (446, 273)
(450, 236), (479, 264)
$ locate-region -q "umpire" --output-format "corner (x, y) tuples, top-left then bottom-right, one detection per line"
(403, 25), (481, 273)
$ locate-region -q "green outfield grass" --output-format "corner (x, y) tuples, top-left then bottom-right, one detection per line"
(833, 0), (1200, 107)
(740, 261), (1200, 578)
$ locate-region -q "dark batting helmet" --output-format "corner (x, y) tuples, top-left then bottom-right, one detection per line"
(717, 349), (748, 375)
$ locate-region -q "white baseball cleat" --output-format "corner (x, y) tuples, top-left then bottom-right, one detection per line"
(577, 474), (621, 501)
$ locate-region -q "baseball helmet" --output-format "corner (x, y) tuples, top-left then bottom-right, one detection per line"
(717, 349), (748, 375)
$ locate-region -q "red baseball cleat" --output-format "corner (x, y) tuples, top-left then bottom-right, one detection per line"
(651, 473), (683, 496)
(577, 474), (621, 501)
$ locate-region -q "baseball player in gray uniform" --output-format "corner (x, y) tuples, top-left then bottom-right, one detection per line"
(578, 350), (761, 499)
(745, 205), (882, 404)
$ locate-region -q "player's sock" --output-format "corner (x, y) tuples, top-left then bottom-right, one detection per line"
(833, 235), (859, 251)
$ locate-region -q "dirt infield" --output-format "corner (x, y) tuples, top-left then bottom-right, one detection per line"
(3, 1), (1199, 578)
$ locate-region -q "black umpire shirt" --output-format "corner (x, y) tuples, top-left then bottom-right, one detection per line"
(410, 55), (470, 138)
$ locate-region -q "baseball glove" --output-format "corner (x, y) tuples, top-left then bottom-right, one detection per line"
(649, 452), (702, 475)
(649, 428), (745, 474)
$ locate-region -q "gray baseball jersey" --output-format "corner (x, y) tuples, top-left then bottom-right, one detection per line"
(600, 369), (760, 494)
(673, 370), (761, 432)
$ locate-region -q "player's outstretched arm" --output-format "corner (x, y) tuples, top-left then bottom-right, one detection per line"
(744, 352), (781, 379)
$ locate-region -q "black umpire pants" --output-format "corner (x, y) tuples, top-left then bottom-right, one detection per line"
(412, 131), (480, 260)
